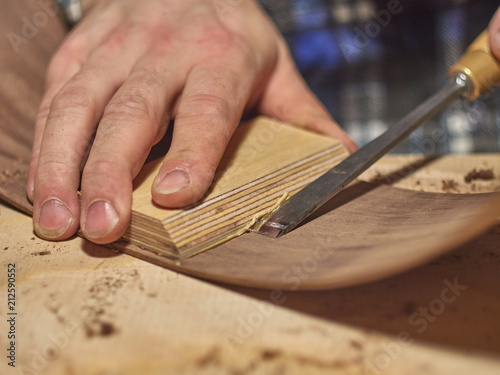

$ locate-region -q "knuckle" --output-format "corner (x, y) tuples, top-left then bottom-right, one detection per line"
(84, 158), (125, 182)
(99, 28), (129, 56)
(205, 28), (234, 51)
(50, 86), (93, 115)
(131, 69), (162, 91)
(179, 93), (231, 122)
(104, 88), (156, 123)
(195, 24), (255, 63)
(190, 20), (238, 54)
(37, 152), (77, 176)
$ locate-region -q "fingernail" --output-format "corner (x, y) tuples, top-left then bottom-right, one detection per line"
(84, 200), (119, 238)
(37, 198), (73, 239)
(155, 169), (190, 194)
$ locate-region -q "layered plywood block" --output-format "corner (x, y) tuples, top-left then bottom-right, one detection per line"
(123, 117), (348, 259)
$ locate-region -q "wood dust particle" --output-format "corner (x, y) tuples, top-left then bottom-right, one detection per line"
(441, 179), (458, 192)
(100, 322), (116, 336)
(31, 250), (51, 256)
(261, 349), (281, 360)
(350, 340), (363, 350)
(464, 169), (494, 183)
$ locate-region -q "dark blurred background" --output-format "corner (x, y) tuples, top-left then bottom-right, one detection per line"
(259, 0), (500, 154)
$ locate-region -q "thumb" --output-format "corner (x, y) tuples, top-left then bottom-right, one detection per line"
(489, 6), (500, 61)
(256, 42), (358, 154)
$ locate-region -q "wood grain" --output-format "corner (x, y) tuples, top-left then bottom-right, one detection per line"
(0, 0), (64, 214)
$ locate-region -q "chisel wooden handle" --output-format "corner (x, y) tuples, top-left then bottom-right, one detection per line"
(449, 30), (500, 100)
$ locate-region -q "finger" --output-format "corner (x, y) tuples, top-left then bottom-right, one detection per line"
(256, 42), (358, 154)
(79, 56), (185, 243)
(28, 65), (81, 202)
(32, 35), (138, 240)
(151, 62), (255, 208)
(28, 11), (125, 200)
(489, 6), (500, 60)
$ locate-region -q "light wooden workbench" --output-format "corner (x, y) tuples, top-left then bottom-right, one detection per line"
(1, 154), (500, 375)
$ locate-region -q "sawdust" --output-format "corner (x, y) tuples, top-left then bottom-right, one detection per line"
(441, 179), (458, 192)
(191, 345), (362, 373)
(360, 156), (500, 194)
(31, 250), (51, 256)
(261, 349), (282, 360)
(349, 340), (364, 351)
(82, 269), (140, 338)
(85, 321), (116, 338)
(464, 168), (494, 183)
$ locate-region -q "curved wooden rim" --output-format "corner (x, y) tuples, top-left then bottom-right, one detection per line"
(114, 185), (500, 290)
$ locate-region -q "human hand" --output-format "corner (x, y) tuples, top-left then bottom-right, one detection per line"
(28, 0), (356, 244)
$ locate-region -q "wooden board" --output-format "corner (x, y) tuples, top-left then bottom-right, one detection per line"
(112, 162), (500, 290)
(0, 0), (64, 214)
(126, 117), (347, 259)
(1, 0), (500, 290)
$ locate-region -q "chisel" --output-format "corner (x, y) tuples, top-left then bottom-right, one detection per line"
(256, 30), (500, 238)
